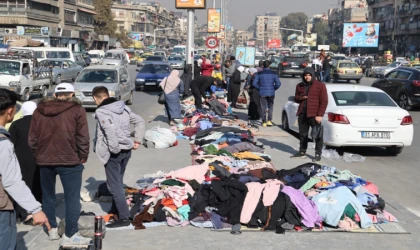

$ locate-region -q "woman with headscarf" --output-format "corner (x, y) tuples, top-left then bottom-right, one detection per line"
(159, 70), (184, 125)
(246, 68), (260, 120)
(228, 65), (244, 108)
(8, 101), (41, 225)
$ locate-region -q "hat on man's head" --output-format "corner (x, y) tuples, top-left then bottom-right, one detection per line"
(55, 83), (74, 93)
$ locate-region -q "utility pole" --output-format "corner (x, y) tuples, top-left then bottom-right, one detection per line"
(186, 9), (195, 79)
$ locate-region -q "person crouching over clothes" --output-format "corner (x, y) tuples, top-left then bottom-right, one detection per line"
(92, 86), (145, 228)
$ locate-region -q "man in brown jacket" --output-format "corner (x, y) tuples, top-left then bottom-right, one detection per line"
(29, 83), (91, 246)
(291, 67), (328, 162)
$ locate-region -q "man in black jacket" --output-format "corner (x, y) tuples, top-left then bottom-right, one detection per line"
(322, 55), (331, 82)
(190, 76), (220, 109)
(364, 57), (373, 77)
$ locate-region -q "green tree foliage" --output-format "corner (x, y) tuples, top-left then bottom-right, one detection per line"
(93, 0), (117, 36)
(280, 12), (308, 44)
(330, 43), (339, 51)
(115, 30), (132, 48)
(312, 21), (330, 45)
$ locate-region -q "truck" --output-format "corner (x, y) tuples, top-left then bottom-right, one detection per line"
(0, 50), (52, 101)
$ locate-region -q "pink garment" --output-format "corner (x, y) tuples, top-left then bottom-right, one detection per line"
(367, 214), (378, 223)
(145, 189), (162, 197)
(218, 99), (230, 108)
(190, 115), (201, 126)
(163, 186), (188, 207)
(196, 155), (233, 162)
(380, 210), (397, 222)
(166, 164), (208, 184)
(245, 162), (275, 171)
(338, 217), (359, 231)
(240, 180), (283, 224)
(364, 182), (379, 195)
(166, 217), (190, 227)
(354, 213), (361, 222)
(305, 190), (320, 197)
(181, 181), (195, 196)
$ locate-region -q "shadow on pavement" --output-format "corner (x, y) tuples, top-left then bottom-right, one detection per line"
(258, 138), (296, 155)
(152, 115), (169, 123)
(16, 231), (29, 250)
(330, 146), (395, 157)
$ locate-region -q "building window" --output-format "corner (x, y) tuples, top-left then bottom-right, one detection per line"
(65, 10), (76, 23)
(78, 0), (93, 5)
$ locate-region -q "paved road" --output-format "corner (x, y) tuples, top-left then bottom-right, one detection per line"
(16, 66), (420, 250)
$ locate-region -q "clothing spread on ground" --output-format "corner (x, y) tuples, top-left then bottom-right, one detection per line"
(101, 101), (398, 234)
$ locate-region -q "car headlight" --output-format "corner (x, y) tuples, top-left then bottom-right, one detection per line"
(109, 91), (116, 97)
(136, 78), (145, 82)
(9, 81), (20, 86)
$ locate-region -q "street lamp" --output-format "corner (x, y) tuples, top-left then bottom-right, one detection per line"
(153, 28), (181, 51)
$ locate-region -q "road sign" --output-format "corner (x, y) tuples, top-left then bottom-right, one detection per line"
(206, 36), (218, 49)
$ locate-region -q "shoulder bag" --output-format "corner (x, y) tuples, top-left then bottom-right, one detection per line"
(158, 78), (168, 105)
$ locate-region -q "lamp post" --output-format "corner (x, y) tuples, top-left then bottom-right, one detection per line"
(153, 28), (180, 51)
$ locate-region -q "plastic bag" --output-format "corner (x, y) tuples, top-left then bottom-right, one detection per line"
(343, 152), (366, 163)
(322, 149), (341, 160)
(144, 126), (177, 149)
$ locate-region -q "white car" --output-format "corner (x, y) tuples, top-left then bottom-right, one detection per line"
(282, 84), (413, 155)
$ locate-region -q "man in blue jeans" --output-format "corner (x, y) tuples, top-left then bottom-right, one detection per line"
(29, 83), (91, 246)
(92, 86), (145, 228)
(252, 60), (281, 127)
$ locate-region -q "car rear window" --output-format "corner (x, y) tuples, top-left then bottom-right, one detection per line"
(332, 91), (397, 107)
(338, 63), (359, 68)
(139, 64), (170, 73)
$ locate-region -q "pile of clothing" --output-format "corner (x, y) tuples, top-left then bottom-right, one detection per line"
(129, 120), (397, 234)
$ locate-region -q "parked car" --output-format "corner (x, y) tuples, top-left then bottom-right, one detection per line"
(167, 55), (185, 70)
(73, 53), (87, 67)
(138, 56), (165, 67)
(282, 84), (413, 155)
(103, 49), (129, 67)
(371, 67), (420, 111)
(373, 61), (410, 78)
(39, 59), (83, 84)
(331, 60), (364, 83)
(278, 55), (310, 77)
(134, 62), (171, 91)
(74, 65), (134, 108)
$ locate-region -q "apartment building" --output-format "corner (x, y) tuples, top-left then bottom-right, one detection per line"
(237, 30), (253, 46)
(253, 13), (281, 43)
(0, 0), (99, 50)
(367, 0), (420, 56)
(112, 1), (185, 49)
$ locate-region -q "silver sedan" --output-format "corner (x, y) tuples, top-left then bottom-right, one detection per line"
(39, 59), (83, 84)
(167, 55), (185, 70)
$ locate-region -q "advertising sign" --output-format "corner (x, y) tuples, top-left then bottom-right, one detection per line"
(318, 45), (330, 50)
(207, 9), (221, 33)
(267, 39), (281, 48)
(235, 46), (256, 66)
(16, 26), (49, 36)
(130, 33), (144, 41)
(287, 33), (317, 47)
(342, 23), (379, 47)
(175, 0), (206, 9)
(246, 40), (256, 46)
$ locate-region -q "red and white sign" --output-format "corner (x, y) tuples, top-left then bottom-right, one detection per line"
(267, 39), (281, 48)
(206, 36), (219, 49)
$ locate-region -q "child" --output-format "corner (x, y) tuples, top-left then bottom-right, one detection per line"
(212, 63), (223, 81)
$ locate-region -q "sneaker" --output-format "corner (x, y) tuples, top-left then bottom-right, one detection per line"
(313, 154), (322, 162)
(106, 219), (131, 228)
(267, 121), (274, 126)
(48, 228), (60, 241)
(290, 152), (307, 159)
(262, 123), (267, 127)
(60, 232), (91, 246)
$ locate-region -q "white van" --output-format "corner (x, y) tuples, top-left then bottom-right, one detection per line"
(172, 45), (186, 56)
(88, 50), (105, 65)
(103, 49), (129, 67)
(11, 47), (75, 62)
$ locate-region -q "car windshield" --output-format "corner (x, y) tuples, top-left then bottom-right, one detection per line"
(0, 61), (20, 75)
(339, 63), (359, 68)
(255, 56), (265, 60)
(146, 56), (162, 61)
(387, 62), (400, 67)
(41, 60), (62, 68)
(89, 54), (99, 58)
(139, 64), (170, 74)
(46, 51), (71, 59)
(333, 56), (346, 60)
(168, 56), (183, 61)
(332, 91), (397, 107)
(173, 47), (185, 54)
(105, 53), (121, 59)
(77, 70), (117, 83)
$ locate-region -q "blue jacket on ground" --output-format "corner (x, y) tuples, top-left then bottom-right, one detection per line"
(252, 68), (281, 97)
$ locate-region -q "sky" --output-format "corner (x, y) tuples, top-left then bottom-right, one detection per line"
(154, 0), (340, 29)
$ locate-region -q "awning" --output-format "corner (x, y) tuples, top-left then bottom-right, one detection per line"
(9, 38), (44, 47)
(78, 8), (97, 15)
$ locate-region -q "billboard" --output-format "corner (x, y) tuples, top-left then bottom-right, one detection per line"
(235, 46), (255, 66)
(287, 33), (317, 47)
(16, 26), (49, 36)
(342, 23), (379, 47)
(176, 0), (206, 9)
(267, 39), (281, 48)
(207, 8), (221, 33)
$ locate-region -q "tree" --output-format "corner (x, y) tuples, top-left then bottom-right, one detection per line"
(114, 30), (132, 48)
(312, 21), (330, 45)
(280, 12), (308, 45)
(93, 0), (117, 36)
(330, 43), (339, 51)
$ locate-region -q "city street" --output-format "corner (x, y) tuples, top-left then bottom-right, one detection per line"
(16, 66), (420, 250)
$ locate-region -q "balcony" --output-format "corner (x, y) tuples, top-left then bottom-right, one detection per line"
(65, 20), (77, 25)
(409, 22), (418, 29)
(65, 0), (76, 5)
(31, 0), (59, 7)
(0, 7), (59, 23)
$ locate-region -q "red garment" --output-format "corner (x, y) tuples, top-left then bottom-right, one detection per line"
(182, 200), (189, 205)
(364, 182), (379, 195)
(295, 80), (328, 118)
(183, 127), (199, 137)
(201, 60), (214, 76)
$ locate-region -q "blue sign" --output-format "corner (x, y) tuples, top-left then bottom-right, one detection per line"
(342, 23), (379, 48)
(235, 46), (246, 65)
(244, 47), (256, 66)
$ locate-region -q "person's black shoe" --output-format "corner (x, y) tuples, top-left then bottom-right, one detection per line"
(312, 154), (322, 162)
(106, 219), (131, 228)
(290, 152), (307, 159)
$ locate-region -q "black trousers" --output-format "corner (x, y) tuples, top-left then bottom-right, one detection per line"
(298, 113), (323, 155)
(191, 85), (203, 109)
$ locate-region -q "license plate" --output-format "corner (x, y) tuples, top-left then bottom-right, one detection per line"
(361, 131), (391, 139)
(291, 66), (299, 68)
(145, 82), (155, 86)
(347, 70), (356, 73)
